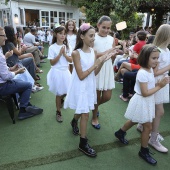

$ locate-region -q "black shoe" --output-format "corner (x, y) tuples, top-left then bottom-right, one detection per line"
(79, 137), (97, 157)
(25, 106), (43, 115)
(70, 118), (79, 135)
(115, 130), (128, 145)
(18, 112), (34, 120)
(139, 148), (157, 165)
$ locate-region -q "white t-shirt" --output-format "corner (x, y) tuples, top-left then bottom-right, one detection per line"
(23, 32), (36, 47)
(48, 43), (72, 69)
(134, 68), (155, 95)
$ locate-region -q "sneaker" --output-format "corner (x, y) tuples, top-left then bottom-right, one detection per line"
(137, 123), (143, 132)
(26, 106), (43, 115)
(36, 85), (44, 92)
(56, 111), (63, 122)
(18, 112), (34, 120)
(148, 139), (168, 153)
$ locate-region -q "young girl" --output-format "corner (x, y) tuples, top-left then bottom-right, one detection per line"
(114, 44), (169, 165)
(92, 16), (116, 129)
(148, 24), (170, 152)
(47, 26), (72, 122)
(64, 23), (117, 157)
(65, 20), (77, 73)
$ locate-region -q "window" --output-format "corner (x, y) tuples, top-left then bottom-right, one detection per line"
(41, 11), (49, 27)
(59, 12), (65, 24)
(50, 11), (58, 28)
(67, 13), (73, 20)
(2, 9), (11, 26)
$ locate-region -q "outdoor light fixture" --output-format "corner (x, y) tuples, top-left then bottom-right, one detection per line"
(14, 14), (19, 24)
(116, 21), (127, 31)
(151, 8), (154, 12)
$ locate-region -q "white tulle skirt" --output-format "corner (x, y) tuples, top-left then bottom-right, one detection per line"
(155, 75), (170, 104)
(47, 67), (71, 96)
(124, 93), (155, 123)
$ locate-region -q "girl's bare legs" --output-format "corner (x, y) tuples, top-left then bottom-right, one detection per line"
(120, 68), (129, 76)
(92, 90), (112, 125)
(139, 122), (157, 165)
(56, 96), (63, 122)
(79, 113), (97, 157)
(121, 120), (136, 131)
(149, 104), (168, 152)
(141, 122), (152, 147)
(80, 113), (89, 138)
(115, 120), (136, 144)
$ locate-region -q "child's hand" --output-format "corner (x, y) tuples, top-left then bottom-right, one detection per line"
(157, 76), (169, 88)
(5, 50), (13, 59)
(59, 46), (65, 56)
(94, 57), (105, 68)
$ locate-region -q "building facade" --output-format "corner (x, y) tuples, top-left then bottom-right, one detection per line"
(0, 0), (79, 29)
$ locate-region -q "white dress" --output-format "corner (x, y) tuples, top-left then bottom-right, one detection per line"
(155, 48), (170, 104)
(47, 43), (71, 96)
(64, 48), (97, 114)
(67, 34), (77, 65)
(93, 33), (115, 90)
(125, 69), (155, 123)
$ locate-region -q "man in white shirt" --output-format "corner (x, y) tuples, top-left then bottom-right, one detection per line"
(24, 28), (45, 66)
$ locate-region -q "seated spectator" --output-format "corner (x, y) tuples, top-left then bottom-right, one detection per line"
(23, 28), (46, 66)
(115, 31), (147, 81)
(119, 70), (138, 101)
(0, 26), (43, 120)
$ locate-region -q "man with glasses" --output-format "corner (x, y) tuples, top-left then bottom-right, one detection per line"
(0, 27), (43, 120)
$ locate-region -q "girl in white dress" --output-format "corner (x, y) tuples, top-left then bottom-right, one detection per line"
(148, 24), (170, 152)
(64, 23), (116, 157)
(65, 20), (77, 73)
(92, 16), (116, 129)
(115, 44), (169, 165)
(47, 26), (72, 122)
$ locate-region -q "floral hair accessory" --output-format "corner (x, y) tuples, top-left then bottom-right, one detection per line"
(80, 23), (90, 31)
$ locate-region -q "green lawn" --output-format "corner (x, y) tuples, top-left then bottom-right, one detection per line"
(0, 45), (170, 170)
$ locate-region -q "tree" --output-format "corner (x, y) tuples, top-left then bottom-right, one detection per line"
(64, 0), (114, 26)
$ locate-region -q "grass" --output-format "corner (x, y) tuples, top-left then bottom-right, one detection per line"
(0, 44), (170, 170)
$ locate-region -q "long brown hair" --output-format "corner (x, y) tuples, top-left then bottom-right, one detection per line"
(52, 26), (69, 50)
(65, 20), (77, 34)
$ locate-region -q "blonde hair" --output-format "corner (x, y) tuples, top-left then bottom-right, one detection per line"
(153, 24), (170, 48)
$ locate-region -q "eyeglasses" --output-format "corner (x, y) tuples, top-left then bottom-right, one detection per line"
(0, 35), (7, 38)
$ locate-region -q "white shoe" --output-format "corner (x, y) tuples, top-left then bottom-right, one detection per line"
(148, 139), (168, 153)
(137, 123), (143, 132)
(36, 86), (44, 92)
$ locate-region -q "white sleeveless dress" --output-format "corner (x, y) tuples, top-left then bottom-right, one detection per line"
(93, 33), (115, 90)
(155, 48), (170, 104)
(64, 48), (97, 114)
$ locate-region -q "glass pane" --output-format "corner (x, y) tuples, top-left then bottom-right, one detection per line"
(51, 11), (53, 17)
(70, 13), (73, 18)
(54, 12), (57, 17)
(51, 18), (53, 22)
(46, 12), (49, 16)
(67, 13), (69, 18)
(42, 11), (45, 16)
